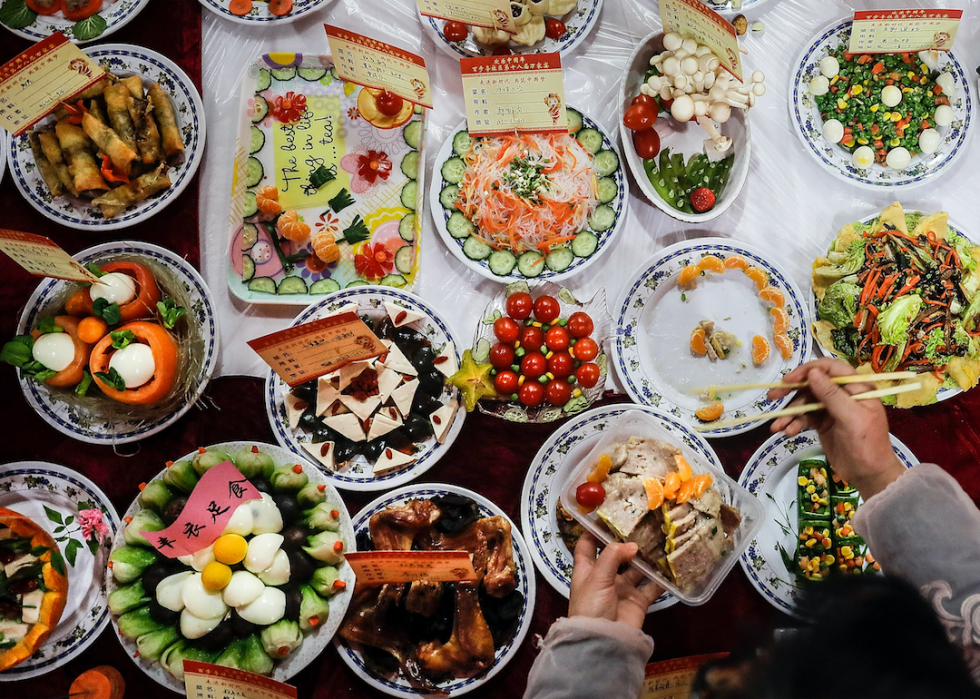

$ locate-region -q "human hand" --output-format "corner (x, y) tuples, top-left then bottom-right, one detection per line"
(767, 358), (905, 499)
(569, 531), (665, 629)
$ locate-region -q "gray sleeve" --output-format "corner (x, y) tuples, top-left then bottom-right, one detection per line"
(523, 617), (654, 699)
(852, 463), (980, 682)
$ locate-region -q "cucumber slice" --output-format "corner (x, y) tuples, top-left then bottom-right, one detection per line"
(249, 126), (265, 155)
(277, 276), (308, 295)
(576, 128), (603, 154)
(462, 236), (492, 260)
(439, 184), (460, 210)
(242, 255), (255, 282)
(441, 157), (466, 185)
(594, 150), (620, 177)
(565, 108), (583, 134)
(241, 222), (258, 251)
(588, 205), (615, 232)
(298, 67), (327, 82)
(255, 69), (271, 93)
(245, 157), (264, 188)
(545, 246), (574, 272)
(414, 104), (423, 115)
(380, 274), (407, 288)
(270, 66), (297, 82)
(404, 120), (422, 150)
(399, 213), (416, 242)
(400, 151), (419, 180)
(242, 191), (258, 218)
(247, 276), (276, 294)
(395, 246), (414, 274)
(251, 95), (268, 124)
(453, 131), (473, 157)
(487, 250), (517, 276)
(517, 250), (545, 277)
(310, 278), (341, 294)
(401, 181), (418, 211)
(447, 211), (474, 239)
(346, 280), (369, 288)
(571, 231), (599, 258)
(472, 338), (491, 364)
(597, 177), (618, 204)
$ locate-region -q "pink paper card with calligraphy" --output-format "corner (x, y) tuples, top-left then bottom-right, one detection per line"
(143, 461), (259, 558)
(850, 9), (963, 54)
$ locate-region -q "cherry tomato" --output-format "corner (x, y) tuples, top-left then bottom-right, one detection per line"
(545, 326), (570, 352)
(572, 337), (599, 362)
(659, 98), (674, 113)
(533, 295), (561, 324)
(493, 317), (520, 343)
(575, 482), (605, 512)
(623, 103), (656, 132)
(519, 326), (544, 351)
(520, 352), (547, 379)
(576, 362), (601, 388)
(376, 90), (404, 117)
(507, 292), (533, 320)
(548, 351), (574, 379)
(545, 18), (566, 40)
(443, 20), (468, 42)
(633, 128), (661, 160)
(631, 93), (657, 109)
(519, 381), (545, 407)
(566, 312), (594, 338)
(489, 343), (515, 370)
(494, 370), (518, 395)
(545, 379), (572, 406)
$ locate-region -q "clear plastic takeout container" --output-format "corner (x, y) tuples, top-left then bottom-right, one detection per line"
(558, 410), (764, 605)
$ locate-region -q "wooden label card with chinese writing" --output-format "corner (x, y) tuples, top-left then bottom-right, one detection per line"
(346, 551), (478, 585)
(660, 0), (742, 81)
(184, 661), (297, 699)
(0, 230), (100, 283)
(416, 0), (516, 32)
(459, 53), (567, 137)
(324, 25), (433, 108)
(849, 10), (963, 54)
(640, 653), (729, 698)
(0, 32), (105, 136)
(143, 461), (259, 558)
(247, 312), (385, 388)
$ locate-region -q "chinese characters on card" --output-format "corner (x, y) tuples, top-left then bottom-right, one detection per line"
(660, 0), (742, 81)
(345, 550), (478, 585)
(0, 230), (100, 283)
(849, 10), (962, 54)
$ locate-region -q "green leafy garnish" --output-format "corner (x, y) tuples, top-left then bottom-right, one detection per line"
(49, 550), (66, 577)
(503, 155), (550, 202)
(157, 299), (186, 329)
(85, 263), (105, 278)
(0, 0), (37, 29)
(95, 367), (126, 392)
(72, 13), (107, 42)
(0, 336), (33, 367)
(328, 188), (355, 213)
(342, 215), (371, 245)
(309, 164), (336, 190)
(110, 330), (136, 350)
(75, 370), (93, 397)
(92, 297), (121, 325)
(37, 317), (64, 335)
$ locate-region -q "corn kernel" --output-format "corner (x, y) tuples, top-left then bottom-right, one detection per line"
(810, 494), (819, 502)
(841, 546), (854, 558)
(890, 112), (902, 122)
(842, 137), (855, 148)
(532, 321), (542, 327)
(804, 526), (813, 534)
(797, 476), (808, 486)
(545, 372), (554, 380)
(572, 388), (582, 398)
(545, 351), (554, 360)
(857, 137), (869, 145)
(517, 375), (525, 386)
(831, 75), (839, 84)
(851, 84), (863, 96)
(907, 71), (915, 78)
(920, 77), (929, 85)
(870, 104), (879, 112)
(837, 98), (848, 110)
(902, 87), (913, 93)
(806, 539), (816, 548)
(890, 138), (901, 147)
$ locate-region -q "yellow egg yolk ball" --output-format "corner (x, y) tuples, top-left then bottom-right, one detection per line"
(213, 534), (248, 565)
(201, 561), (233, 591)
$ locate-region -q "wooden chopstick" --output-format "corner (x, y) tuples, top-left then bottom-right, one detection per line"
(694, 382), (922, 432)
(689, 371), (918, 395)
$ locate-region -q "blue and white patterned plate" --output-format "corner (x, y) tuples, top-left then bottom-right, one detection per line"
(522, 403), (732, 611)
(421, 0), (602, 60)
(430, 107), (627, 283)
(335, 483), (535, 698)
(0, 462), (118, 681)
(790, 18), (973, 190)
(0, 0), (150, 44)
(198, 0), (337, 25)
(7, 44), (205, 231)
(737, 429), (917, 618)
(265, 286), (466, 492)
(15, 241), (219, 445)
(0, 131), (7, 187)
(611, 238), (811, 437)
(697, 0), (774, 15)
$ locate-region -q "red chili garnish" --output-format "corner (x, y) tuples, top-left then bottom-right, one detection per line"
(272, 91), (307, 123)
(138, 482), (146, 491)
(433, 356), (448, 364)
(124, 516), (133, 524)
(251, 445), (259, 453)
(317, 484), (326, 492)
(333, 580), (348, 590)
(100, 155), (129, 184)
(320, 444), (331, 457)
(384, 449), (393, 459)
(292, 464), (303, 474)
(330, 510), (339, 519)
(308, 616), (320, 627)
(333, 541), (344, 552)
(394, 310), (408, 324)
(62, 99), (87, 125)
(198, 447), (207, 454)
(166, 460), (174, 467)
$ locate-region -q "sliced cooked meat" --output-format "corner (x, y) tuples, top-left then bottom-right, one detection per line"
(691, 486), (722, 519)
(617, 437), (679, 481)
(720, 504), (742, 535)
(626, 509), (666, 564)
(667, 521), (732, 590)
(596, 472), (648, 538)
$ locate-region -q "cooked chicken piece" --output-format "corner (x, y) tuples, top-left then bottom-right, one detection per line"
(406, 581), (444, 617)
(416, 583), (495, 679)
(369, 499), (441, 551)
(698, 320), (739, 361)
(429, 517), (516, 597)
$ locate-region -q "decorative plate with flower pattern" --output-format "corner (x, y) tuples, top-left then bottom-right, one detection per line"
(197, 0), (337, 25)
(0, 0), (151, 44)
(0, 462), (118, 681)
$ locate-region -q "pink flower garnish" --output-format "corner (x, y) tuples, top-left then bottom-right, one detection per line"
(79, 509), (109, 544)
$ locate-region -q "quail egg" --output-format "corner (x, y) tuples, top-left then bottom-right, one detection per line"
(934, 105), (954, 127)
(809, 76), (829, 96)
(852, 146), (876, 169)
(108, 343), (155, 389)
(180, 609), (222, 640)
(822, 118), (844, 144)
(885, 146), (911, 170)
(918, 128), (941, 154)
(881, 85), (903, 108)
(89, 272), (137, 305)
(258, 550), (291, 587)
(819, 56), (839, 78)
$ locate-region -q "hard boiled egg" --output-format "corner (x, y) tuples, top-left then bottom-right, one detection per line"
(180, 609), (222, 640)
(180, 573), (228, 620)
(31, 332), (75, 372)
(181, 543), (216, 572)
(852, 146), (876, 169)
(258, 550), (291, 587)
(934, 105), (954, 127)
(222, 503), (253, 537)
(918, 128), (941, 154)
(249, 493), (283, 535)
(885, 146), (911, 170)
(89, 272), (137, 306)
(918, 50), (939, 71)
(222, 570), (265, 608)
(156, 571), (192, 612)
(881, 85), (903, 108)
(809, 76), (829, 96)
(108, 343), (155, 389)
(822, 119), (844, 144)
(236, 587), (286, 626)
(244, 533), (283, 574)
(819, 56), (839, 79)
(936, 73), (956, 96)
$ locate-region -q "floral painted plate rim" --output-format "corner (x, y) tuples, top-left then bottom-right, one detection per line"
(197, 0), (338, 25)
(611, 237), (812, 437)
(0, 461), (118, 681)
(265, 286), (466, 492)
(737, 429), (917, 618)
(7, 44), (206, 231)
(0, 131), (6, 187)
(420, 0), (603, 60)
(15, 241), (219, 445)
(0, 0), (151, 44)
(789, 18), (974, 190)
(334, 483), (535, 698)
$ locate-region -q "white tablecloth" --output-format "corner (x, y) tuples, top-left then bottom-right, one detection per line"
(199, 0), (980, 382)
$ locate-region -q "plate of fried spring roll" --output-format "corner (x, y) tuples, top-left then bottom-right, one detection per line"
(7, 44), (205, 231)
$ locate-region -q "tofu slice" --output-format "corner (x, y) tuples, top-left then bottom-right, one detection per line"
(0, 621), (29, 643)
(337, 360), (372, 391)
(325, 413), (366, 442)
(382, 343), (417, 376)
(339, 394), (382, 422)
(316, 375), (342, 416)
(376, 364), (403, 404)
(391, 378), (419, 417)
(301, 441), (335, 471)
(326, 302), (359, 318)
(20, 589), (45, 625)
(367, 408), (403, 441)
(4, 553), (37, 579)
(430, 399), (458, 444)
(0, 526), (13, 541)
(284, 393), (309, 431)
(433, 342), (458, 379)
(373, 447), (417, 475)
(385, 301), (425, 327)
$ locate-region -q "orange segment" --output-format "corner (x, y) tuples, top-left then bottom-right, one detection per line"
(587, 454), (613, 483)
(675, 478), (697, 504)
(663, 472), (681, 499)
(751, 335), (770, 365)
(644, 478), (664, 510)
(770, 307), (790, 334)
(690, 326), (707, 356)
(678, 265), (701, 287)
(758, 286), (785, 308)
(724, 254), (750, 271)
(695, 400), (724, 422)
(675, 454), (693, 481)
(691, 473), (713, 498)
(774, 333), (793, 359)
(744, 266), (768, 290)
(697, 255), (725, 273)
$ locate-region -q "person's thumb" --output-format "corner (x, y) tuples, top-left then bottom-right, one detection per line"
(808, 369), (854, 417)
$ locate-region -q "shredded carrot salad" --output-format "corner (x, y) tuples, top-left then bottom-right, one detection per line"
(458, 134), (599, 255)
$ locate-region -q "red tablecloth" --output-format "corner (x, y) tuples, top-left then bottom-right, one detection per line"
(3, 6), (979, 697)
